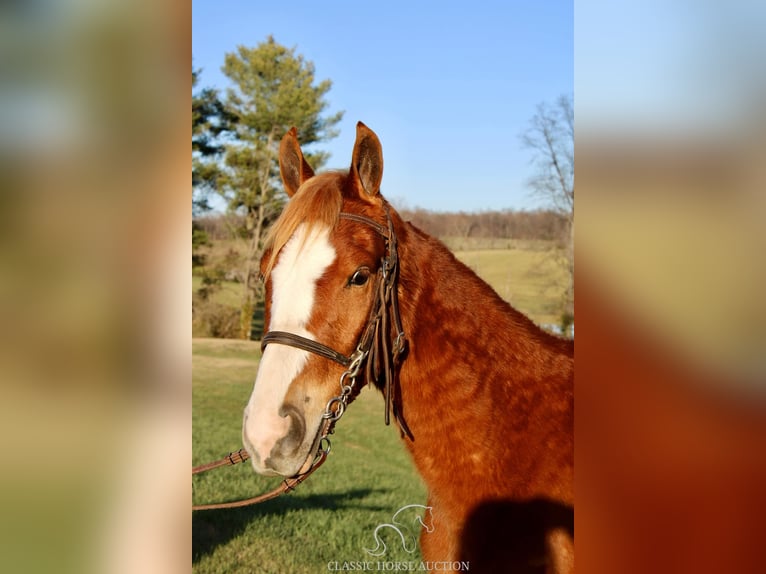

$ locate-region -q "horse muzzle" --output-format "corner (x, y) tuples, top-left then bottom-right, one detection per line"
(242, 404), (311, 477)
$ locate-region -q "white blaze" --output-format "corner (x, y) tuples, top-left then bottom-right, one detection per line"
(243, 224), (336, 467)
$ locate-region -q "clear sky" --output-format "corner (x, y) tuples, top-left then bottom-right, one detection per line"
(192, 1), (572, 212)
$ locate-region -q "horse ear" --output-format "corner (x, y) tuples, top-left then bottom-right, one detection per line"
(350, 122), (383, 200)
(279, 127), (315, 197)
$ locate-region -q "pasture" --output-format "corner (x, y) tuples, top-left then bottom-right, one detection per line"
(454, 247), (568, 327)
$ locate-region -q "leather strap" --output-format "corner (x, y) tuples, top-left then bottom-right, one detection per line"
(192, 448), (250, 475)
(338, 212), (388, 237)
(258, 207), (412, 438)
(193, 418), (334, 511)
(192, 449), (328, 511)
(261, 331), (354, 367)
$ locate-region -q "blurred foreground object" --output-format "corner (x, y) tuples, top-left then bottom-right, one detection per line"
(578, 134), (766, 391)
(577, 1), (766, 572)
(576, 129), (766, 574)
(0, 1), (189, 573)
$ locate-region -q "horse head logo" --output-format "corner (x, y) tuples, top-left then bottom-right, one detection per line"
(365, 504), (434, 557)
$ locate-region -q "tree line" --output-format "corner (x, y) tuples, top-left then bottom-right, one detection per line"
(195, 207), (567, 243)
(397, 207), (567, 242)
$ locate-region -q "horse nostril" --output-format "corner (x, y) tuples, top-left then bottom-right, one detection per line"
(275, 405), (306, 457)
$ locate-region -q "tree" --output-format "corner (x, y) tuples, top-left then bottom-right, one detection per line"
(520, 94), (574, 335)
(218, 36), (343, 339)
(192, 66), (230, 273)
(192, 66), (229, 214)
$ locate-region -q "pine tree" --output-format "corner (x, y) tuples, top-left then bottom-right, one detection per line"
(192, 66), (229, 213)
(218, 36), (343, 339)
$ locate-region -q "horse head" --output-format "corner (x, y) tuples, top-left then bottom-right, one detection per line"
(242, 122), (390, 477)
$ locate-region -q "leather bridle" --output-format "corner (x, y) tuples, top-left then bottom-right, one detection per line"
(192, 206), (410, 511)
(262, 208), (409, 432)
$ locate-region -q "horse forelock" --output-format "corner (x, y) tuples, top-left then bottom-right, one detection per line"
(263, 172), (345, 279)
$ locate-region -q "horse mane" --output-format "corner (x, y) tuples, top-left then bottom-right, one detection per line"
(262, 172), (345, 279)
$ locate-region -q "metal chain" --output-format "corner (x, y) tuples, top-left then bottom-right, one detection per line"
(322, 348), (367, 423)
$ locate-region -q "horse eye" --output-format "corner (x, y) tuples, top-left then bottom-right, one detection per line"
(348, 268), (370, 287)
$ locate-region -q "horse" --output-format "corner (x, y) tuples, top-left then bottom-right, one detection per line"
(242, 122), (574, 573)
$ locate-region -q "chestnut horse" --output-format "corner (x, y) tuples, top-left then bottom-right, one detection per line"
(242, 123), (574, 573)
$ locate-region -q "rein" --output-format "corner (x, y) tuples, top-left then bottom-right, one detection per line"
(191, 441), (328, 511)
(193, 207), (409, 511)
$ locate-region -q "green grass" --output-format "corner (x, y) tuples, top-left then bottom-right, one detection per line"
(192, 275), (243, 308)
(193, 339), (428, 573)
(455, 248), (568, 327)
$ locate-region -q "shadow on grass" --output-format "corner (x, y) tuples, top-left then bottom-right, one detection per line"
(192, 488), (388, 563)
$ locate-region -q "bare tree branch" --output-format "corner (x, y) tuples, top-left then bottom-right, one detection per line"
(520, 94), (574, 334)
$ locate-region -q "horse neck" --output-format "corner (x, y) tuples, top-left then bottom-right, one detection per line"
(392, 215), (573, 404)
(387, 216), (574, 505)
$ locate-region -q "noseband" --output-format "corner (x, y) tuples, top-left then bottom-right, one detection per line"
(260, 207), (411, 438)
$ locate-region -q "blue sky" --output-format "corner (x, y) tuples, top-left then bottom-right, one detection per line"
(192, 1), (572, 212)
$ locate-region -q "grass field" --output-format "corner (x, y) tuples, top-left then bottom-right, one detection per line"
(193, 339), (428, 573)
(454, 248), (567, 326)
